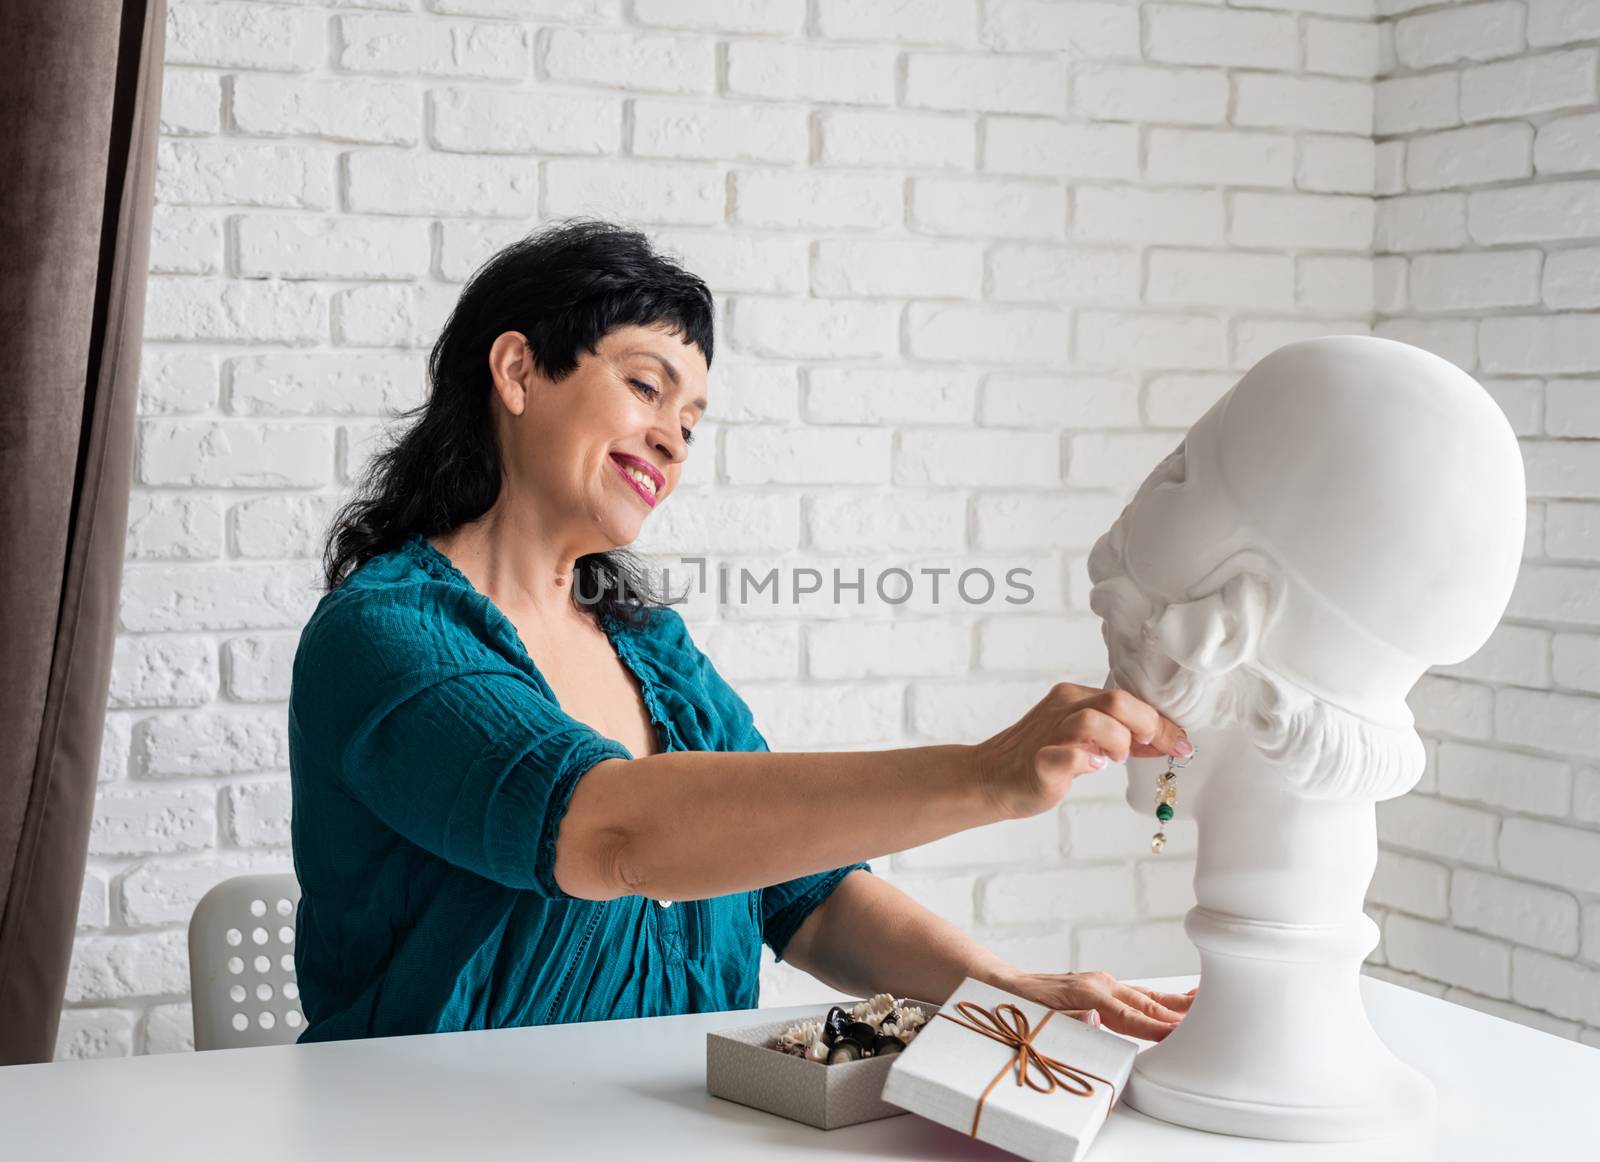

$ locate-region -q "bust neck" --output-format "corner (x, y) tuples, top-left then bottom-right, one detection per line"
(1184, 727), (1379, 926)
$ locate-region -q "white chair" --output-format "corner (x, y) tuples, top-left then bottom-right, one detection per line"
(189, 873), (304, 1050)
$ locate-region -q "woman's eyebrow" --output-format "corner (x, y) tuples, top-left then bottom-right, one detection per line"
(624, 349), (707, 412)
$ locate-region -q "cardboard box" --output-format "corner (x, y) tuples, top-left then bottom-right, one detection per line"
(881, 977), (1139, 1162)
(705, 999), (941, 1130)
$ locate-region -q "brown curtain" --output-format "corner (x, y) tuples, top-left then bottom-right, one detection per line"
(0, 0), (165, 1064)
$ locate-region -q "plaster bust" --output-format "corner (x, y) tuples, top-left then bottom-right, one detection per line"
(1086, 335), (1526, 1141)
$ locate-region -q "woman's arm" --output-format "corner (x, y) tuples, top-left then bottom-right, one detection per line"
(779, 870), (1195, 1041)
(555, 743), (992, 902)
(777, 869), (1017, 1003)
(554, 685), (1189, 903)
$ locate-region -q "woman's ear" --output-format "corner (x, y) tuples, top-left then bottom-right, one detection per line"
(1147, 570), (1274, 676)
(487, 331), (531, 417)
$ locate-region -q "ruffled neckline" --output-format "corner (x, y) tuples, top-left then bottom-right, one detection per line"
(398, 532), (676, 755)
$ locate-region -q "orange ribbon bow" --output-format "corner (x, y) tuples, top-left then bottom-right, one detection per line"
(935, 1000), (1119, 1138)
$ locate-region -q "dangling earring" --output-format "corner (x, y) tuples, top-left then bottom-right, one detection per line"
(1151, 746), (1195, 853)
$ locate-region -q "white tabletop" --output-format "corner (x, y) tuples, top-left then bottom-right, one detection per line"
(2, 975), (1590, 1161)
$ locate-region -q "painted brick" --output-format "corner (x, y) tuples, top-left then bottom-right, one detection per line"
(545, 159), (724, 226)
(813, 239), (982, 299)
(1535, 111), (1600, 175)
(905, 53), (1066, 116)
(816, 0), (978, 45)
(1235, 75), (1374, 135)
(727, 41), (892, 104)
(1461, 49), (1600, 122)
(1468, 181), (1600, 246)
(1074, 65), (1229, 125)
(906, 303), (1071, 366)
(1385, 913), (1511, 998)
(431, 88), (619, 155)
(911, 177), (1066, 238)
(819, 110), (974, 171)
(1451, 869), (1580, 955)
(336, 14), (527, 79)
(988, 246), (1139, 305)
(1297, 134), (1377, 194)
(547, 28), (716, 94)
(1393, 3), (1526, 69)
(1376, 793), (1499, 866)
(233, 76), (419, 145)
(1406, 123), (1534, 191)
(1145, 5), (1297, 69)
(732, 171), (901, 231)
(984, 120), (1139, 181)
(166, 2), (319, 72)
(1145, 129), (1295, 188)
(981, 374), (1140, 428)
(1410, 250), (1543, 313)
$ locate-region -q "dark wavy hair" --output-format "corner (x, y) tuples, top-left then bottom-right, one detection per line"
(322, 219), (714, 628)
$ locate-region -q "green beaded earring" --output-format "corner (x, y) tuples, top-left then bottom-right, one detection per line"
(1151, 745), (1196, 853)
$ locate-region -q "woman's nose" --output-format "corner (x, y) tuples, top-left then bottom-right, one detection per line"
(652, 425), (687, 463)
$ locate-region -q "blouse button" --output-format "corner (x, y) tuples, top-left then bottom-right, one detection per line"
(657, 899), (673, 908)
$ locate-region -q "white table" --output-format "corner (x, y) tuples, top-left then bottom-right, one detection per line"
(2, 975), (1590, 1161)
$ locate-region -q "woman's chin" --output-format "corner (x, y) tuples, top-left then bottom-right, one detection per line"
(592, 508), (646, 551)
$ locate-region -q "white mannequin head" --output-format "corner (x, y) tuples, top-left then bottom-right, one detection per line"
(1088, 336), (1525, 802)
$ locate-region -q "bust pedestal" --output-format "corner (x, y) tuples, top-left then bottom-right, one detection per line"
(1122, 733), (1435, 1141)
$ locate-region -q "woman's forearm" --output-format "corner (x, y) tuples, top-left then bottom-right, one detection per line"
(780, 871), (1019, 1004)
(552, 744), (1006, 902)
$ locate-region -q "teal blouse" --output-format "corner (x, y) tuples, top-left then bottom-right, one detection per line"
(287, 533), (869, 1043)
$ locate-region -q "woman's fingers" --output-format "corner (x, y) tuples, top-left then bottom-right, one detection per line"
(1100, 999), (1178, 1042)
(1058, 708), (1134, 764)
(1035, 743), (1117, 781)
(1131, 986), (1194, 1014)
(1065, 1008), (1102, 1028)
(1114, 983), (1187, 1025)
(1078, 688), (1189, 759)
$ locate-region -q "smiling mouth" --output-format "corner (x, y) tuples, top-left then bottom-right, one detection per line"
(610, 454), (660, 507)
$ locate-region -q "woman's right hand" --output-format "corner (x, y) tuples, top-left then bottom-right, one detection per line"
(975, 684), (1191, 820)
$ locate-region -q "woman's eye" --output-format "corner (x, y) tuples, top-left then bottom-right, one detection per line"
(682, 428), (696, 446)
(628, 378), (659, 400)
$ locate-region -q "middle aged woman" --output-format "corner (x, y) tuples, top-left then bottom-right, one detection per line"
(287, 219), (1196, 1047)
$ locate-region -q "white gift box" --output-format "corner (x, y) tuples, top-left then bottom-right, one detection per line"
(880, 977), (1139, 1162)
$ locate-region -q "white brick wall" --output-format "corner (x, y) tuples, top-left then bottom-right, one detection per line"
(65, 0), (1600, 1060)
(1371, 0), (1600, 1052)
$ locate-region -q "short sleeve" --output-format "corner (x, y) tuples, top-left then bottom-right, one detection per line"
(292, 592), (631, 898)
(652, 607), (872, 960)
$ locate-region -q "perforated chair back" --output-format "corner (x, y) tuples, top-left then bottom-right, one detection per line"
(189, 873), (305, 1050)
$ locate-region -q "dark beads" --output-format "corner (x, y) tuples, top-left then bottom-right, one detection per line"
(826, 1040), (864, 1065)
(822, 1005), (851, 1047)
(872, 1034), (904, 1056)
(843, 1021), (880, 1048)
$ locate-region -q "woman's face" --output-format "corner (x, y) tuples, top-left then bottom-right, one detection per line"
(495, 322), (708, 553)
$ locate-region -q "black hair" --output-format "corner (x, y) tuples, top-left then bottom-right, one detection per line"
(322, 219), (713, 628)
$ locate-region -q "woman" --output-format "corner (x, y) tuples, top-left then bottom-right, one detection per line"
(288, 220), (1195, 1046)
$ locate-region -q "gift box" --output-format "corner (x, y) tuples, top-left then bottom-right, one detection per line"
(880, 977), (1139, 1162)
(705, 998), (941, 1130)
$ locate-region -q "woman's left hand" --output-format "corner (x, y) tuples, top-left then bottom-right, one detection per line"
(997, 970), (1196, 1042)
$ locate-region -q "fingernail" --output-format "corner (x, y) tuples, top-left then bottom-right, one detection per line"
(1088, 753), (1108, 769)
(1173, 737), (1193, 758)
(1087, 1012), (1101, 1028)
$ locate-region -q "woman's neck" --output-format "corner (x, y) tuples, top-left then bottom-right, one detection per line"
(430, 499), (591, 627)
